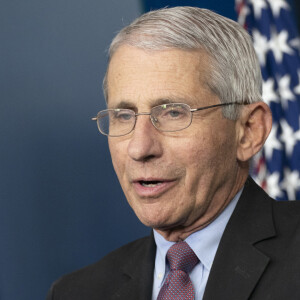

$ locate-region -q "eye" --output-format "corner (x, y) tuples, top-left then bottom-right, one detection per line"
(160, 105), (187, 119)
(168, 110), (181, 118)
(113, 110), (134, 122)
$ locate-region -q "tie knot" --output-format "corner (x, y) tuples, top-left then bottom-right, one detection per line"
(166, 241), (199, 273)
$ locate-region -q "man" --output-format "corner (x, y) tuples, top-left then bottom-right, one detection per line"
(47, 7), (300, 300)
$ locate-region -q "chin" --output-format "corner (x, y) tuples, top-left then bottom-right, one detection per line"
(135, 210), (170, 229)
(137, 211), (181, 232)
(128, 197), (183, 229)
(136, 216), (164, 228)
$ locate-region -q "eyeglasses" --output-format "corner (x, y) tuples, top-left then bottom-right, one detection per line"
(92, 102), (240, 137)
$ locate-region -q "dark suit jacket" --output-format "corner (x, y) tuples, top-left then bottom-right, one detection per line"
(47, 177), (300, 299)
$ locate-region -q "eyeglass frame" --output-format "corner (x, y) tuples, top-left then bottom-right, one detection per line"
(92, 102), (244, 137)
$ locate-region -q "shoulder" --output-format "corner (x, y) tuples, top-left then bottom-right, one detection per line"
(271, 197), (300, 232)
(47, 235), (154, 300)
(244, 176), (300, 210)
(247, 176), (300, 226)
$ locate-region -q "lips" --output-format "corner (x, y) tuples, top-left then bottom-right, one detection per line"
(132, 178), (177, 198)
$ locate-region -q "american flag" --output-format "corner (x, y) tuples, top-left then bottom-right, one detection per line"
(236, 0), (300, 200)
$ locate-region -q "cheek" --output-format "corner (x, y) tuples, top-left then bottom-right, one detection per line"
(108, 140), (127, 179)
(179, 130), (235, 180)
(176, 133), (218, 166)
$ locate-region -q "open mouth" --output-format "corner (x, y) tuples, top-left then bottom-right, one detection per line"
(133, 178), (176, 197)
(139, 180), (163, 187)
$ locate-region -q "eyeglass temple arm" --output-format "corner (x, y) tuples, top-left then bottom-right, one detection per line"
(191, 102), (242, 112)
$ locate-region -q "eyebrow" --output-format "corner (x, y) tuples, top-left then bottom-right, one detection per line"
(109, 101), (136, 110)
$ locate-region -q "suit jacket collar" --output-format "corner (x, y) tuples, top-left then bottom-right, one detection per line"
(203, 177), (276, 300)
(111, 233), (156, 300)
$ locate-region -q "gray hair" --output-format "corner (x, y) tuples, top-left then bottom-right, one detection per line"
(103, 6), (262, 120)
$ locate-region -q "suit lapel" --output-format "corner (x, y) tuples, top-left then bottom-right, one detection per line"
(203, 178), (276, 300)
(111, 234), (156, 300)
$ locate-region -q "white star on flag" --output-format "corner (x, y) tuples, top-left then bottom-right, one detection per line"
(290, 37), (300, 53)
(253, 29), (269, 66)
(264, 124), (282, 160)
(268, 0), (290, 17)
(280, 168), (300, 200)
(277, 75), (295, 109)
(269, 29), (294, 63)
(266, 172), (284, 198)
(280, 119), (300, 156)
(263, 78), (279, 106)
(249, 0), (267, 19)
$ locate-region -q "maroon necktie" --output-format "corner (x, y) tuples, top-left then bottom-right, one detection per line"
(157, 241), (199, 300)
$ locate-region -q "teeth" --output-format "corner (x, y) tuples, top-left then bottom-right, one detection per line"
(141, 182), (162, 187)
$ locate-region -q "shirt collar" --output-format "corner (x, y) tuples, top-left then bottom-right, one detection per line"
(153, 187), (243, 276)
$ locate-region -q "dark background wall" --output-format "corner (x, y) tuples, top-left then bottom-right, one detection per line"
(0, 1), (298, 300)
(1, 1), (142, 299)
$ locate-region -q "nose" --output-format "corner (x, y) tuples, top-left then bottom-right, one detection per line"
(127, 115), (163, 162)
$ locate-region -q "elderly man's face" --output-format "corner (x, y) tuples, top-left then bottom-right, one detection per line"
(107, 45), (244, 240)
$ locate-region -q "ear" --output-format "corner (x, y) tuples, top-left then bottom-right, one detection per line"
(236, 101), (272, 162)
